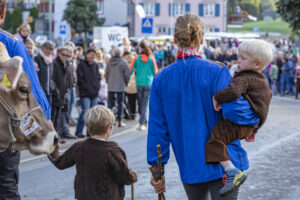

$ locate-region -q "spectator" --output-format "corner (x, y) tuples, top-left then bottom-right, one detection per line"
(14, 22), (31, 43)
(129, 40), (158, 130)
(52, 46), (77, 139)
(106, 47), (130, 127)
(75, 48), (100, 138)
(35, 41), (56, 106)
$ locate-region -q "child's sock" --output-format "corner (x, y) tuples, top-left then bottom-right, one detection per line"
(224, 163), (235, 173)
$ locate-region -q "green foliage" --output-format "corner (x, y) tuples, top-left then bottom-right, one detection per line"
(29, 7), (39, 33)
(3, 10), (13, 33)
(3, 7), (22, 34)
(276, 0), (300, 35)
(227, 19), (292, 35)
(63, 0), (104, 34)
(228, 0), (239, 15)
(240, 3), (259, 17)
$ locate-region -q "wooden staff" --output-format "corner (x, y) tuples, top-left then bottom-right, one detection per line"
(149, 145), (166, 200)
(131, 183), (134, 200)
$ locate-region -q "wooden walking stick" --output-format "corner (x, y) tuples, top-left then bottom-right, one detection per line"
(149, 145), (166, 200)
(131, 183), (135, 200)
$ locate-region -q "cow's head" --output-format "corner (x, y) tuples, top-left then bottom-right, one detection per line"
(0, 42), (58, 155)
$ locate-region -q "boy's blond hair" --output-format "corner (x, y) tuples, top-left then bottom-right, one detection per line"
(238, 39), (273, 71)
(85, 105), (115, 135)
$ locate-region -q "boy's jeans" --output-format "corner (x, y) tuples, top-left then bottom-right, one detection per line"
(75, 97), (98, 135)
(137, 85), (151, 125)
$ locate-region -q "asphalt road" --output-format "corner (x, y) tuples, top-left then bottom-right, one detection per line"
(18, 96), (300, 200)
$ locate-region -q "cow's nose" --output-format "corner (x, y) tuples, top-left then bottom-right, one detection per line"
(53, 136), (59, 146)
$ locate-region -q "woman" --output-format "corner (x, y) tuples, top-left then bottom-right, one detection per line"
(105, 47), (130, 127)
(129, 40), (158, 130)
(14, 22), (31, 43)
(147, 14), (249, 200)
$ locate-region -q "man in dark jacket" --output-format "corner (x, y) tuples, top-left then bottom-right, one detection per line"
(35, 41), (56, 106)
(52, 46), (77, 139)
(75, 48), (100, 138)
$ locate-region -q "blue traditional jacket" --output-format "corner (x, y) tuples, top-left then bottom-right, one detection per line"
(147, 56), (249, 184)
(0, 30), (51, 119)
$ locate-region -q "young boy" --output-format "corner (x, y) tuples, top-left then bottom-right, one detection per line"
(205, 39), (273, 197)
(48, 105), (138, 200)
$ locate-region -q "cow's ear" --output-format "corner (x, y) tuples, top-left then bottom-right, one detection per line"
(0, 57), (23, 89)
(0, 42), (10, 63)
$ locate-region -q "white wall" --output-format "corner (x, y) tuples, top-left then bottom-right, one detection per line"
(53, 0), (71, 43)
(103, 0), (127, 26)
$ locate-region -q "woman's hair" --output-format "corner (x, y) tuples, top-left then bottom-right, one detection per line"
(85, 105), (115, 135)
(58, 45), (73, 54)
(174, 14), (204, 49)
(16, 22), (32, 35)
(41, 40), (55, 51)
(139, 40), (152, 56)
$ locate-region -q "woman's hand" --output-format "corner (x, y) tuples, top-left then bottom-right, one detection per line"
(150, 176), (166, 194)
(213, 96), (221, 111)
(245, 133), (256, 142)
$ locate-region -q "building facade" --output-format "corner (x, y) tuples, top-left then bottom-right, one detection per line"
(128, 0), (227, 37)
(96, 0), (128, 26)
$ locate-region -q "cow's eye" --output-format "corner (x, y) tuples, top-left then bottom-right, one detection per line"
(19, 86), (29, 95)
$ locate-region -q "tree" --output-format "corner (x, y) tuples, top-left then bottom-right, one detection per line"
(3, 7), (22, 34)
(3, 10), (13, 33)
(228, 0), (239, 15)
(276, 0), (300, 35)
(29, 7), (39, 33)
(63, 0), (105, 47)
(240, 3), (259, 17)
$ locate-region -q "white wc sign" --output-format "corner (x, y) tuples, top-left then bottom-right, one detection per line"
(93, 26), (128, 51)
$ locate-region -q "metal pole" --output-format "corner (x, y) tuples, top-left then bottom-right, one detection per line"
(170, 0), (173, 35)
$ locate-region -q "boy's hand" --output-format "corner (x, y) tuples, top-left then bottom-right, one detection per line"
(55, 142), (61, 152)
(213, 96), (222, 111)
(130, 169), (138, 182)
(150, 176), (166, 194)
(245, 133), (256, 142)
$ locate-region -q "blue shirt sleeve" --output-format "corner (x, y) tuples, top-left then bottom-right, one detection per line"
(213, 66), (232, 94)
(147, 75), (171, 166)
(12, 40), (51, 120)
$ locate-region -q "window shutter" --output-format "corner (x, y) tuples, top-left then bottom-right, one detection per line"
(199, 4), (204, 16)
(169, 3), (171, 16)
(185, 3), (190, 13)
(168, 28), (171, 35)
(215, 4), (220, 17)
(155, 3), (160, 16)
(215, 28), (220, 32)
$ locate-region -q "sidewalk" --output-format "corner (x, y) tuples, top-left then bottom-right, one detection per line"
(20, 119), (139, 164)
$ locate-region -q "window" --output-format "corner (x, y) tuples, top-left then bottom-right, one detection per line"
(204, 4), (215, 17)
(96, 1), (104, 15)
(144, 2), (155, 16)
(174, 3), (185, 16)
(158, 26), (168, 34)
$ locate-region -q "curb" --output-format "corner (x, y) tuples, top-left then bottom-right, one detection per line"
(20, 124), (139, 165)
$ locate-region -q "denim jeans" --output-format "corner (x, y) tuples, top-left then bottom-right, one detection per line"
(75, 97), (98, 135)
(108, 92), (125, 120)
(68, 87), (76, 118)
(137, 85), (151, 125)
(280, 72), (294, 95)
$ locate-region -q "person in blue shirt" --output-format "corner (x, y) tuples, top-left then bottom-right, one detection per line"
(147, 14), (249, 200)
(0, 1), (52, 199)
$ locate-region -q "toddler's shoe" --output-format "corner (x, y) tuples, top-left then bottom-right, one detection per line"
(219, 168), (247, 197)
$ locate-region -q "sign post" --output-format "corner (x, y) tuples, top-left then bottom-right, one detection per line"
(141, 17), (153, 34)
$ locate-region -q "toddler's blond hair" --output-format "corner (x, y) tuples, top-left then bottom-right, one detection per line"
(238, 39), (273, 71)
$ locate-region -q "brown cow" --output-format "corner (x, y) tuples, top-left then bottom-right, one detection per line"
(0, 42), (58, 155)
